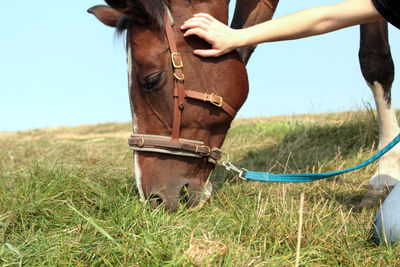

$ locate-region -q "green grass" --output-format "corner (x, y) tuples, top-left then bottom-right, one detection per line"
(1, 112), (399, 266)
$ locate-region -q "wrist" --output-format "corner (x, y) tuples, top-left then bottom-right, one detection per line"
(232, 28), (251, 49)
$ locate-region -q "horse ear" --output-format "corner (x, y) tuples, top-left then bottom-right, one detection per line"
(88, 5), (122, 27)
(230, 0), (279, 65)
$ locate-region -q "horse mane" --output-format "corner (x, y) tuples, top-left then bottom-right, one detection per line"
(106, 0), (167, 33)
(116, 16), (133, 34)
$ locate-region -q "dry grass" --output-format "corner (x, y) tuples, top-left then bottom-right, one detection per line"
(186, 238), (228, 266)
(1, 111), (399, 265)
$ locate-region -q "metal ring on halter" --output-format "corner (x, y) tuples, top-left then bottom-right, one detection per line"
(137, 137), (145, 147)
(217, 151), (229, 166)
(200, 145), (211, 156)
(174, 72), (185, 81)
(195, 145), (211, 156)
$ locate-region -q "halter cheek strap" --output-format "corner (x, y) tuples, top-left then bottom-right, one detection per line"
(164, 14), (185, 140)
(128, 12), (237, 164)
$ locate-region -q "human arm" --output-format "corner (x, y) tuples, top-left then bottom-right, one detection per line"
(180, 0), (383, 57)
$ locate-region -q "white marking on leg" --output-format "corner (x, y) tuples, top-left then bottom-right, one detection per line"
(128, 44), (145, 200)
(368, 81), (400, 186)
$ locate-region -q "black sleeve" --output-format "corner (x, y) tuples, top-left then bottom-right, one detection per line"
(371, 0), (400, 29)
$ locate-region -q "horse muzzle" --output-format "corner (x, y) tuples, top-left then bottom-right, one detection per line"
(144, 173), (213, 211)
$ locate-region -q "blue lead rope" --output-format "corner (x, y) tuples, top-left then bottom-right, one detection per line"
(241, 133), (400, 183)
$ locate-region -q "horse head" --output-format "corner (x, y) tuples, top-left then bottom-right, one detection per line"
(89, 0), (249, 210)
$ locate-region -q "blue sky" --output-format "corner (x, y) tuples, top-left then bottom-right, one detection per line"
(1, 1), (399, 132)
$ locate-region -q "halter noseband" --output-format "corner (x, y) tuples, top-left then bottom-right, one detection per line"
(128, 12), (237, 164)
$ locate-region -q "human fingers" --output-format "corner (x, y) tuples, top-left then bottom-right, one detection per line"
(182, 28), (209, 41)
(193, 49), (221, 57)
(180, 18), (210, 31)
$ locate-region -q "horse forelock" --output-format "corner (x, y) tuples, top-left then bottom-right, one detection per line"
(111, 0), (167, 33)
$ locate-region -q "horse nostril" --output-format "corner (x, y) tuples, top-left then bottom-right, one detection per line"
(148, 194), (164, 208)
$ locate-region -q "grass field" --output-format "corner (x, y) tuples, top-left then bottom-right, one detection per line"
(1, 111), (399, 266)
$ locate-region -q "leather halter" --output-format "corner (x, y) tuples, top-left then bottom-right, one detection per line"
(128, 12), (237, 164)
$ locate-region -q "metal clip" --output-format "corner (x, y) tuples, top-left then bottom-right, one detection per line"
(216, 153), (246, 180)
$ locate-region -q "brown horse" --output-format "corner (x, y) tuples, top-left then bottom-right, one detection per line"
(232, 0), (400, 207)
(89, 0), (399, 209)
(89, 0), (249, 210)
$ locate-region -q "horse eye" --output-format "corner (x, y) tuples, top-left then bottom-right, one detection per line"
(143, 72), (164, 91)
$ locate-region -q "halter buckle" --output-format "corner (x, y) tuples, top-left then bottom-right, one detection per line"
(196, 145), (211, 156)
(171, 52), (183, 68)
(209, 93), (223, 107)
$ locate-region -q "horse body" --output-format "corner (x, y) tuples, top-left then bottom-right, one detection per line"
(90, 0), (248, 210)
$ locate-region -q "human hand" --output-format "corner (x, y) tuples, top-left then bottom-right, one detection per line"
(180, 13), (240, 57)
